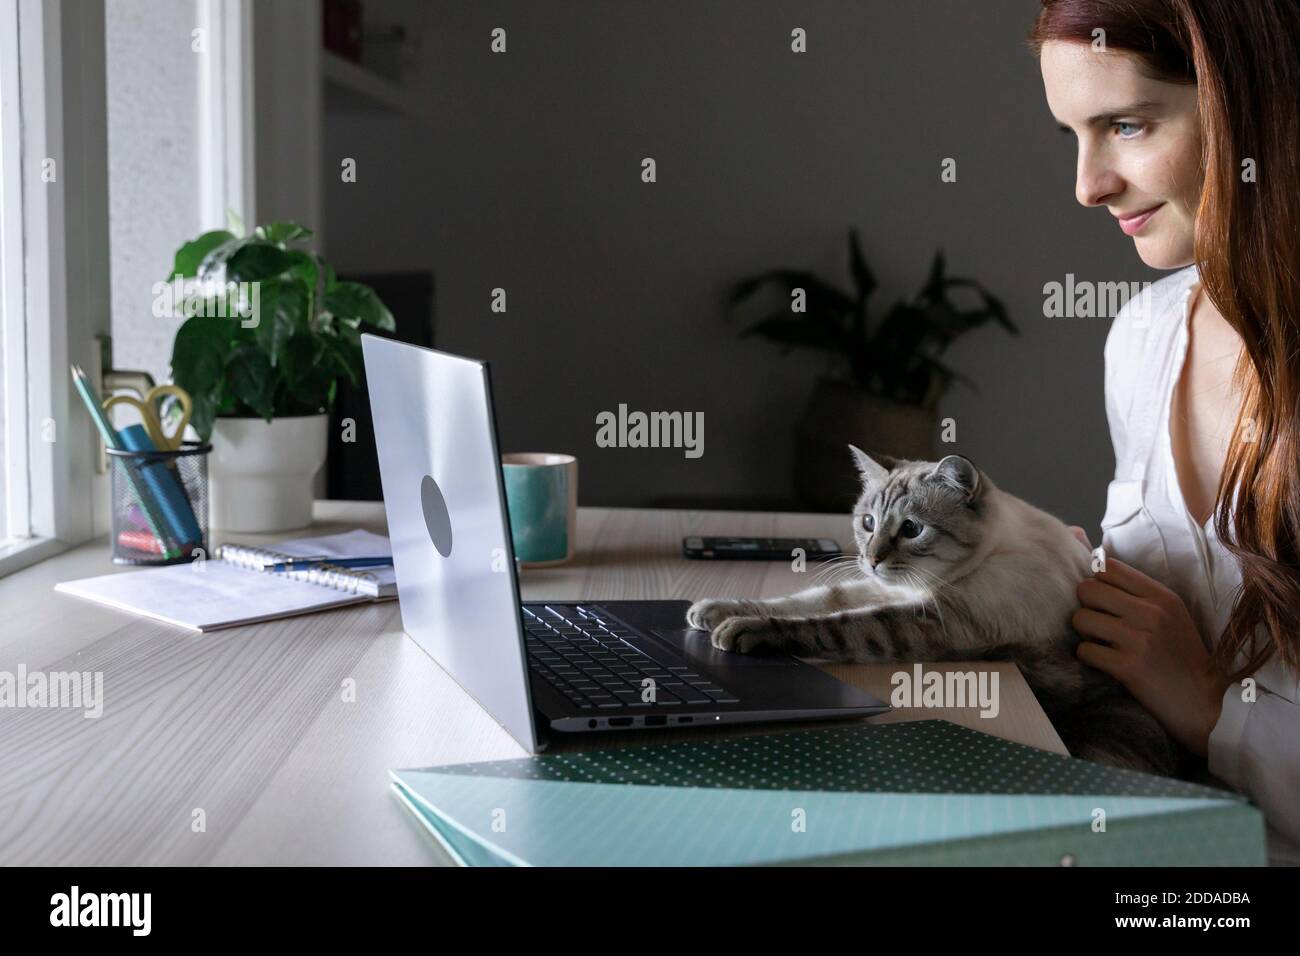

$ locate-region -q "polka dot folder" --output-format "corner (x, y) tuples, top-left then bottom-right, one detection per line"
(389, 720), (1265, 866)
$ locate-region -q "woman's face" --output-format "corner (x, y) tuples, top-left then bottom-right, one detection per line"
(1041, 40), (1202, 269)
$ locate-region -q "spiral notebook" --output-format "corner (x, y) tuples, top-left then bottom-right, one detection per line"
(55, 530), (397, 632)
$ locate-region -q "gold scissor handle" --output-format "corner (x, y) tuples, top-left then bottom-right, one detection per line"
(143, 385), (192, 449)
(103, 385), (193, 450)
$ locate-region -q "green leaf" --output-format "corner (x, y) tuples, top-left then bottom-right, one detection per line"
(165, 221), (381, 425)
(188, 392), (218, 444)
(253, 222), (314, 245)
(321, 335), (362, 387)
(284, 250), (319, 294)
(277, 334), (335, 414)
(170, 316), (235, 440)
(225, 243), (297, 282)
(336, 317), (362, 347)
(197, 236), (248, 279)
(278, 333), (315, 392)
(172, 314), (233, 382)
(225, 345), (275, 420)
(322, 281), (395, 332)
(170, 230), (235, 280)
(252, 279), (307, 366)
(187, 292), (251, 321)
(316, 255), (337, 291)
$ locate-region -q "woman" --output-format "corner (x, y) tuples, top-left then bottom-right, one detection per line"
(1031, 0), (1299, 864)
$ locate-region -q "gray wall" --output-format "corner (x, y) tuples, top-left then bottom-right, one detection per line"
(105, 0), (203, 383)
(324, 0), (1161, 530)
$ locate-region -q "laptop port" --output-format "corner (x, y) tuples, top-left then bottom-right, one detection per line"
(678, 716), (693, 723)
(645, 715), (667, 726)
(588, 719), (597, 728)
(608, 717), (633, 727)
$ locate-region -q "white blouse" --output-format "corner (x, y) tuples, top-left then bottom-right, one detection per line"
(1102, 264), (1300, 865)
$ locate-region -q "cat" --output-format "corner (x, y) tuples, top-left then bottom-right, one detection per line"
(686, 445), (1185, 777)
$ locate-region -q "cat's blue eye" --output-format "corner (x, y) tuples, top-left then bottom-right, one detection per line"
(862, 514), (875, 533)
(1113, 121), (1145, 139)
(899, 519), (922, 539)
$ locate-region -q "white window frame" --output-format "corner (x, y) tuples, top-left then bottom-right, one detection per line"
(0, 0), (110, 576)
(197, 0), (256, 230)
(0, 0), (29, 548)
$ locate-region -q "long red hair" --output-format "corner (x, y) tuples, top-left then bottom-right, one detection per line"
(1031, 0), (1300, 680)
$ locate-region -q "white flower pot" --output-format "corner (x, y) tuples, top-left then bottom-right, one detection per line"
(209, 414), (329, 533)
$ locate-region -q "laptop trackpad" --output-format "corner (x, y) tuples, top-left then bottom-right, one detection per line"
(653, 628), (799, 668)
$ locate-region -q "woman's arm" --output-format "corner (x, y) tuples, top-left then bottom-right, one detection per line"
(1074, 558), (1300, 847)
(1073, 558), (1231, 754)
(1209, 675), (1300, 846)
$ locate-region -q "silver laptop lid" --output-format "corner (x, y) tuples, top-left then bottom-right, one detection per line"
(361, 334), (541, 753)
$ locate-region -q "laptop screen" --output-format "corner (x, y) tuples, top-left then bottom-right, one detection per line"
(362, 335), (541, 753)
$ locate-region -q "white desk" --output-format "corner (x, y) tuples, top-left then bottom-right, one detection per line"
(0, 501), (1065, 865)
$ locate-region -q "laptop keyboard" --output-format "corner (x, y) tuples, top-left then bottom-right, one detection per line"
(522, 604), (740, 710)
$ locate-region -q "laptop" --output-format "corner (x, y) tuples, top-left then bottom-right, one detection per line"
(362, 335), (889, 753)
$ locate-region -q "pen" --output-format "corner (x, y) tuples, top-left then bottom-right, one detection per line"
(266, 556), (393, 572)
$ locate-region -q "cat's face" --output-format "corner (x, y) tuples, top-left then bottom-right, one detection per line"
(848, 446), (989, 588)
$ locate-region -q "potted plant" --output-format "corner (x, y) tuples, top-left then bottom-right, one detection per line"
(729, 229), (1017, 511)
(165, 221), (394, 532)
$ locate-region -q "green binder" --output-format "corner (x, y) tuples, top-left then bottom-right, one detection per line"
(389, 720), (1266, 866)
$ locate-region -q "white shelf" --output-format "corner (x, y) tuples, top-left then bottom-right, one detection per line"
(322, 50), (424, 119)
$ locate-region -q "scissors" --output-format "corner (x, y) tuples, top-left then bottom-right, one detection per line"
(103, 384), (193, 451)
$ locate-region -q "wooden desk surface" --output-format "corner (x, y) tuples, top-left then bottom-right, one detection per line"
(0, 501), (1065, 865)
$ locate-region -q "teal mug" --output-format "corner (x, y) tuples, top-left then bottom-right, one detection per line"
(501, 453), (578, 566)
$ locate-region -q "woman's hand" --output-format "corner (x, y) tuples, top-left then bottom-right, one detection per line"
(1071, 555), (1232, 756)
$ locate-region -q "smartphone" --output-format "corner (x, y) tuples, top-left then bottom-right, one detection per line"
(682, 536), (843, 561)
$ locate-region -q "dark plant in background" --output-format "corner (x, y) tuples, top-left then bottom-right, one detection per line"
(728, 229), (1017, 407)
(166, 221), (395, 440)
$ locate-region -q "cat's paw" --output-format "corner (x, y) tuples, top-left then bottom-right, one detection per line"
(686, 598), (750, 630)
(710, 616), (781, 654)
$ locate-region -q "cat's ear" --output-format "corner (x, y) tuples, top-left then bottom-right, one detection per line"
(848, 445), (894, 486)
(929, 454), (981, 501)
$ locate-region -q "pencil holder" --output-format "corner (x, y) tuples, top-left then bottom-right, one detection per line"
(106, 441), (212, 566)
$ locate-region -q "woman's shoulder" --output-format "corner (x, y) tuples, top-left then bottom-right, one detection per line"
(1104, 265), (1199, 367)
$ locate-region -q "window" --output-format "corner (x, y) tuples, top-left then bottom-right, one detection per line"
(0, 0), (27, 551)
(0, 0), (111, 576)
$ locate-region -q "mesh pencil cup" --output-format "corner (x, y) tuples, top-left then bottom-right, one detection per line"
(106, 441), (212, 566)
